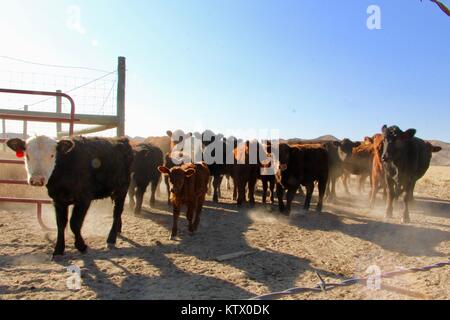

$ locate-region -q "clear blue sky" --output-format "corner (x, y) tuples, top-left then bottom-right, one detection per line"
(0, 0), (449, 141)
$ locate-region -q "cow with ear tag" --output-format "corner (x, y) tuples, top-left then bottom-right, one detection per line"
(158, 162), (210, 240)
(6, 136), (133, 257)
(381, 125), (441, 223)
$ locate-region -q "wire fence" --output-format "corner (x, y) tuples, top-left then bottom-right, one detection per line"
(0, 56), (117, 137)
(250, 258), (450, 300)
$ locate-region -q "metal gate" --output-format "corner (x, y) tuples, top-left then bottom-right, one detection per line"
(0, 88), (76, 231)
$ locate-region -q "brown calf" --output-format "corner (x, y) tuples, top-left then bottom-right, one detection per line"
(158, 162), (210, 239)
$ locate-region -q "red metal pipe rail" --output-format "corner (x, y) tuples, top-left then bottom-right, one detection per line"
(0, 88), (76, 136)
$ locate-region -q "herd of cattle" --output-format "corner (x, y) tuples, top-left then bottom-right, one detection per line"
(4, 125), (442, 257)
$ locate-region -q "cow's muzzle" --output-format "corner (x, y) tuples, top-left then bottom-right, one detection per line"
(279, 164), (288, 172)
(29, 176), (45, 187)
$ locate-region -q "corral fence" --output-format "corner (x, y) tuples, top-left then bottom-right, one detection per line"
(0, 56), (126, 230)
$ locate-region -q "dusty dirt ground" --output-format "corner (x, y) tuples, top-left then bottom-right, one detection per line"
(0, 165), (449, 300)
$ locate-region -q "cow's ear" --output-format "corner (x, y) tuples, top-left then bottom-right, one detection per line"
(57, 140), (75, 154)
(382, 125), (388, 133)
(6, 138), (26, 152)
(364, 137), (374, 145)
(166, 131), (173, 138)
(158, 166), (170, 175)
(184, 168), (196, 178)
(332, 141), (341, 147)
(401, 129), (416, 140)
(432, 146), (442, 153)
(354, 142), (362, 148)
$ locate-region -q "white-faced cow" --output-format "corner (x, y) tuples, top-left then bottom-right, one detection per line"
(7, 136), (133, 257)
(381, 125), (442, 223)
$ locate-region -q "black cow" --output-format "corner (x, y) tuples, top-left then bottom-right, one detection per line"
(128, 143), (164, 214)
(195, 130), (227, 203)
(322, 139), (360, 200)
(381, 125), (442, 223)
(276, 143), (329, 214)
(7, 136), (133, 257)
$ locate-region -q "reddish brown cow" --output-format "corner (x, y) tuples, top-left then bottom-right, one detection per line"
(158, 162), (210, 239)
(366, 134), (387, 207)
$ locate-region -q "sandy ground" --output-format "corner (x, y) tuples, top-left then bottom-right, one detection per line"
(0, 166), (449, 300)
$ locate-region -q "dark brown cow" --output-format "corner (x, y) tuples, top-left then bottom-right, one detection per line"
(231, 140), (266, 207)
(158, 162), (210, 239)
(276, 143), (328, 214)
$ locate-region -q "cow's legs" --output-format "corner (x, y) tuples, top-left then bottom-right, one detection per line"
(277, 183), (286, 213)
(53, 202), (69, 257)
(342, 173), (351, 195)
(248, 177), (257, 207)
(149, 180), (158, 207)
(212, 175), (221, 203)
(269, 178), (275, 204)
(236, 179), (246, 206)
(317, 178), (326, 213)
(193, 196), (205, 232)
(370, 173), (380, 208)
(186, 204), (195, 234)
(385, 177), (395, 219)
(262, 178), (268, 204)
(304, 182), (314, 211)
(70, 200), (91, 253)
(134, 185), (145, 214)
(170, 206), (181, 240)
(107, 188), (127, 246)
(128, 177), (136, 210)
(164, 176), (171, 205)
(207, 176), (213, 196)
(402, 183), (414, 223)
(285, 187), (297, 214)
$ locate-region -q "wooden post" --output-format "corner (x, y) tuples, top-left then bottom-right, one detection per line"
(116, 57), (126, 137)
(23, 105), (28, 139)
(56, 90), (62, 136)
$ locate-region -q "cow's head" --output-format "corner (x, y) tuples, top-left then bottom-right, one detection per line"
(277, 143), (291, 171)
(336, 138), (360, 162)
(381, 125), (416, 162)
(158, 166), (196, 195)
(7, 136), (75, 187)
(368, 134), (384, 159)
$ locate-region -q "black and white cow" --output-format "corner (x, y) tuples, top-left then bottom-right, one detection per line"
(7, 136), (133, 257)
(381, 125), (442, 223)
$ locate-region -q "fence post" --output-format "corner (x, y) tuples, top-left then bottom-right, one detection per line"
(56, 90), (62, 136)
(1, 118), (5, 151)
(23, 105), (28, 139)
(116, 56), (126, 137)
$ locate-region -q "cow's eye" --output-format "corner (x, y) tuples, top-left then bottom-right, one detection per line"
(50, 155), (55, 159)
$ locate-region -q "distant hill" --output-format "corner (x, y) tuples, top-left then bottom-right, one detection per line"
(427, 140), (450, 167)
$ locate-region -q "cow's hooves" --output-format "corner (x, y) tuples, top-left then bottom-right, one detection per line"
(106, 243), (116, 250)
(52, 252), (65, 261)
(76, 244), (88, 254)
